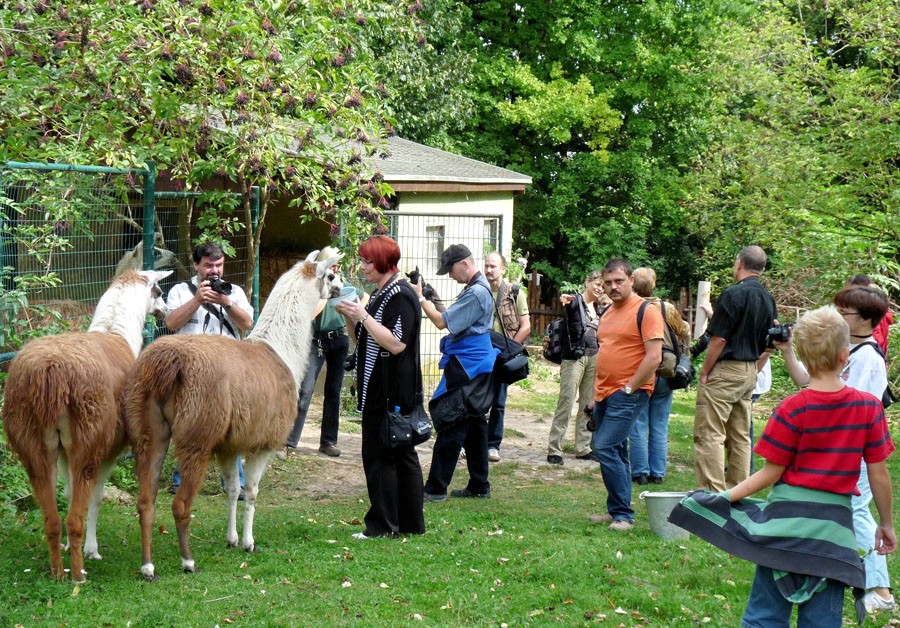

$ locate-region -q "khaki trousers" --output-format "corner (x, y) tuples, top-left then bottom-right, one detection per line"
(548, 355), (595, 457)
(693, 359), (757, 492)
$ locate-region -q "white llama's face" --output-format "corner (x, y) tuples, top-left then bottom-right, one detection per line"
(316, 255), (344, 299)
(139, 270), (173, 319)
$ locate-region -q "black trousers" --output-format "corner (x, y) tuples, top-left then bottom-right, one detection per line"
(424, 415), (490, 496)
(361, 405), (425, 536)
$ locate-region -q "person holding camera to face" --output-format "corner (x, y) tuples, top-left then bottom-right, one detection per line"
(546, 270), (610, 465)
(694, 245), (777, 493)
(165, 242), (254, 496)
(165, 242), (254, 337)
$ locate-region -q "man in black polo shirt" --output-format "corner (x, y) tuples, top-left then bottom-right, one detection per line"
(694, 245), (777, 491)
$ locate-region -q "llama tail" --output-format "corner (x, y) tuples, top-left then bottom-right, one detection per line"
(124, 341), (185, 450)
(3, 360), (72, 455)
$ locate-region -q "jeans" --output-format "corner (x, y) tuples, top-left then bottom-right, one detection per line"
(852, 462), (891, 589)
(741, 566), (844, 628)
(590, 389), (650, 523)
(285, 332), (349, 448)
(487, 381), (508, 451)
(628, 376), (674, 479)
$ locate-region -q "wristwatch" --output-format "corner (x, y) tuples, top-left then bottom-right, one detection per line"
(624, 386), (633, 395)
(224, 299), (233, 311)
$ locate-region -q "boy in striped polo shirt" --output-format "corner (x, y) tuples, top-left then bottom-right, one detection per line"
(672, 306), (895, 626)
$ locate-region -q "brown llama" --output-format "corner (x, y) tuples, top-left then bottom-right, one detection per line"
(2, 269), (173, 583)
(124, 250), (342, 580)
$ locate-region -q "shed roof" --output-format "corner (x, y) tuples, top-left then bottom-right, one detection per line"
(371, 137), (532, 193)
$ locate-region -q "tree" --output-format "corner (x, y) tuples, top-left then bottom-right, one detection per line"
(436, 0), (730, 298)
(683, 0), (900, 304)
(0, 0), (427, 297)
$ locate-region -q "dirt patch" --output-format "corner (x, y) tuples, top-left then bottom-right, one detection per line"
(268, 386), (598, 500)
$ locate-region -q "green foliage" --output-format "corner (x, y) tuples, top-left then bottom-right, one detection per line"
(0, 0), (434, 291)
(684, 0), (900, 303)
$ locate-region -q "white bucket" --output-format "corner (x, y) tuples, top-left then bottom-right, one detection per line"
(639, 491), (690, 540)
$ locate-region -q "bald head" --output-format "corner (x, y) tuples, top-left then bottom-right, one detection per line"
(484, 252), (507, 288)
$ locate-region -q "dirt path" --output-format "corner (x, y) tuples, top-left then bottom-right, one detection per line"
(269, 382), (599, 498)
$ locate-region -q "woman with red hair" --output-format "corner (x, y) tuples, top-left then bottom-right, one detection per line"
(337, 236), (425, 539)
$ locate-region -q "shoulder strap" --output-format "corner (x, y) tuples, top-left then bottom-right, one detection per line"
(186, 281), (237, 338)
(636, 300), (650, 336)
(850, 340), (885, 360)
(511, 283), (520, 300)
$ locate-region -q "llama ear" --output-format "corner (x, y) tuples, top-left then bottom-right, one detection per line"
(305, 250), (320, 264)
(140, 269), (173, 284)
(316, 254), (344, 277)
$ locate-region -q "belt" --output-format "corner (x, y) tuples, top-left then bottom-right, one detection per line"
(314, 329), (346, 340)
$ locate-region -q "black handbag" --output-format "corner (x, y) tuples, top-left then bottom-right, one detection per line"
(667, 354), (696, 390)
(490, 285), (530, 385)
(379, 338), (432, 449)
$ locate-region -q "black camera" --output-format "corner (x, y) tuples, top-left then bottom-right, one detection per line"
(767, 323), (792, 345)
(405, 266), (435, 300)
(207, 276), (233, 296)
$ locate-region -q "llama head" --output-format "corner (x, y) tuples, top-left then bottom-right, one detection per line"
(304, 249), (344, 299)
(138, 270), (174, 319)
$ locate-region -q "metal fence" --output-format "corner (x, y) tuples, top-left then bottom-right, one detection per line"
(0, 161), (257, 359)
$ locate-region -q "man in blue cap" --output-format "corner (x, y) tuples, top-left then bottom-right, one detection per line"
(412, 244), (498, 502)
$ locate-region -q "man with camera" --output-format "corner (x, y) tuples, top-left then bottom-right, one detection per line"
(484, 252), (531, 463)
(546, 270), (609, 465)
(694, 245), (777, 492)
(165, 242), (254, 336)
(165, 242), (254, 495)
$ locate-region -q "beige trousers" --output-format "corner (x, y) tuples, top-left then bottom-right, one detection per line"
(548, 355), (595, 457)
(693, 359), (757, 492)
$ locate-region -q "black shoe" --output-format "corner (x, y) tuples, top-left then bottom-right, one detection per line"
(169, 484), (179, 495)
(576, 453), (599, 461)
(423, 492), (447, 503)
(450, 488), (491, 499)
(238, 488), (246, 501)
(547, 455), (564, 465)
(649, 476), (664, 484)
(632, 474), (649, 486)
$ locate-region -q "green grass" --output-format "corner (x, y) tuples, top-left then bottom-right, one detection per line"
(0, 387), (897, 626)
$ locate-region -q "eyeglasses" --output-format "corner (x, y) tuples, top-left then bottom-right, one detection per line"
(360, 258), (373, 265)
(839, 311), (861, 318)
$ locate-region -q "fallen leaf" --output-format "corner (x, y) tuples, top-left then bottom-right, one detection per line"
(71, 585), (80, 597)
(158, 525), (168, 534)
(379, 582), (389, 589)
(615, 550), (623, 560)
(221, 619), (234, 624)
(549, 583), (556, 590)
(529, 609), (544, 617)
(496, 557), (509, 565)
(615, 607), (627, 614)
(413, 614), (423, 621)
(240, 562), (248, 569)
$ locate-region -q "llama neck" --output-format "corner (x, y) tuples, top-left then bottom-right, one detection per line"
(247, 275), (321, 387)
(87, 287), (147, 358)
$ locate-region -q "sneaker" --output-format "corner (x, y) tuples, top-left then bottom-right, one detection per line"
(547, 455), (564, 465)
(863, 590), (895, 613)
(275, 446), (289, 461)
(319, 443), (341, 457)
(423, 492), (447, 503)
(351, 532), (370, 541)
(609, 520), (634, 532)
(237, 488), (246, 502)
(588, 513), (613, 524)
(168, 484), (179, 495)
(450, 488), (491, 499)
(487, 448), (501, 463)
(576, 453), (599, 462)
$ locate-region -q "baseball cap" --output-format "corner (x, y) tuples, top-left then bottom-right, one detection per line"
(437, 244), (472, 275)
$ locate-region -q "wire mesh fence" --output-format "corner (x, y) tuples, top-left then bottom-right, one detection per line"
(0, 162), (256, 358)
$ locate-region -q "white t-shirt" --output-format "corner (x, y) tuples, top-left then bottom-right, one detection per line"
(753, 360), (772, 396)
(166, 277), (253, 337)
(842, 341), (887, 398)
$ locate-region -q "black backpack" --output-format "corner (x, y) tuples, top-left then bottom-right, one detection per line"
(849, 341), (895, 408)
(542, 317), (565, 364)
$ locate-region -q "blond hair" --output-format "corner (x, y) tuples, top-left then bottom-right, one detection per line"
(632, 267), (657, 298)
(793, 306), (849, 376)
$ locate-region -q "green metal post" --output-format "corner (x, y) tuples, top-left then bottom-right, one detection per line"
(142, 161), (156, 345)
(142, 161), (156, 270)
(251, 186), (260, 324)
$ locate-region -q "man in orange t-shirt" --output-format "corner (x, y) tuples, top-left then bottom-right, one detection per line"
(587, 259), (664, 531)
